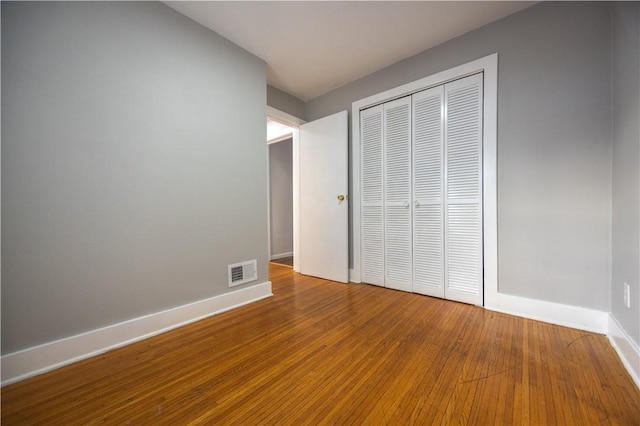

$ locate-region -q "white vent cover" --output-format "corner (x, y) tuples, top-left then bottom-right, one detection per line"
(228, 260), (257, 287)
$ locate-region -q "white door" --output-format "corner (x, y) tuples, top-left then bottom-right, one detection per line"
(299, 111), (349, 283)
(444, 73), (484, 305)
(358, 73), (483, 305)
(360, 105), (385, 286)
(383, 97), (413, 292)
(412, 85), (445, 298)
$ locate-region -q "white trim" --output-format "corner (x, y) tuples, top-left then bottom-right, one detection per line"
(1, 281), (272, 386)
(292, 128), (301, 272)
(271, 251), (293, 260)
(267, 133), (293, 145)
(267, 105), (305, 127)
(608, 314), (640, 388)
(351, 54), (498, 295)
(350, 102), (361, 282)
(486, 293), (609, 334)
(266, 129), (294, 261)
(266, 142), (272, 261)
(480, 55), (498, 309)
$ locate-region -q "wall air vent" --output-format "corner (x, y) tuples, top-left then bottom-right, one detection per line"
(228, 260), (257, 287)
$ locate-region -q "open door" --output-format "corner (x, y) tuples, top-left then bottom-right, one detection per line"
(298, 111), (349, 283)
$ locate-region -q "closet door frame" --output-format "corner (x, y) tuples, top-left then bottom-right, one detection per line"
(352, 53), (498, 308)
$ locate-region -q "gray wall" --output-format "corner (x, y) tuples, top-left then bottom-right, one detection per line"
(268, 85), (306, 120)
(306, 1), (612, 311)
(269, 139), (294, 257)
(2, 2), (267, 354)
(611, 2), (640, 346)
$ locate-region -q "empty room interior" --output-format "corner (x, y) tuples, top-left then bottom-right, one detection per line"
(2, 1), (639, 424)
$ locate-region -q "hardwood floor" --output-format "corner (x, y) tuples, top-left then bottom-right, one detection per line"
(270, 256), (294, 267)
(3, 263), (639, 425)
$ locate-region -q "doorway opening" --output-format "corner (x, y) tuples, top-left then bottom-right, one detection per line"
(267, 117), (295, 267)
(267, 107), (307, 271)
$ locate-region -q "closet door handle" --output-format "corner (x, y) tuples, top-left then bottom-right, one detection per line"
(403, 201), (410, 208)
(414, 200), (420, 208)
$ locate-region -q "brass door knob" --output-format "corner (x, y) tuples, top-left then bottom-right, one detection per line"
(337, 194), (345, 202)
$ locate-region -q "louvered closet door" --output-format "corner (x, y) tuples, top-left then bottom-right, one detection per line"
(384, 97), (412, 292)
(412, 86), (445, 298)
(444, 73), (484, 305)
(360, 105), (385, 286)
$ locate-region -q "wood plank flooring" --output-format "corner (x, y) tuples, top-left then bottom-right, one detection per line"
(270, 256), (294, 267)
(2, 263), (639, 425)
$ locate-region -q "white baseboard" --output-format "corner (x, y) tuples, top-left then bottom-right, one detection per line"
(485, 293), (640, 387)
(608, 314), (640, 388)
(485, 292), (609, 334)
(4, 283), (637, 391)
(1, 281), (272, 386)
(270, 251), (293, 260)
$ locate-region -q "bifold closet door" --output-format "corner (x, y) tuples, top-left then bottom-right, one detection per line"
(360, 105), (385, 286)
(360, 98), (413, 291)
(384, 97), (412, 292)
(412, 85), (445, 298)
(360, 73), (483, 304)
(444, 73), (484, 305)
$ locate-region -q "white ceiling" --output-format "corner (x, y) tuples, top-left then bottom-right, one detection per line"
(166, 1), (536, 101)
